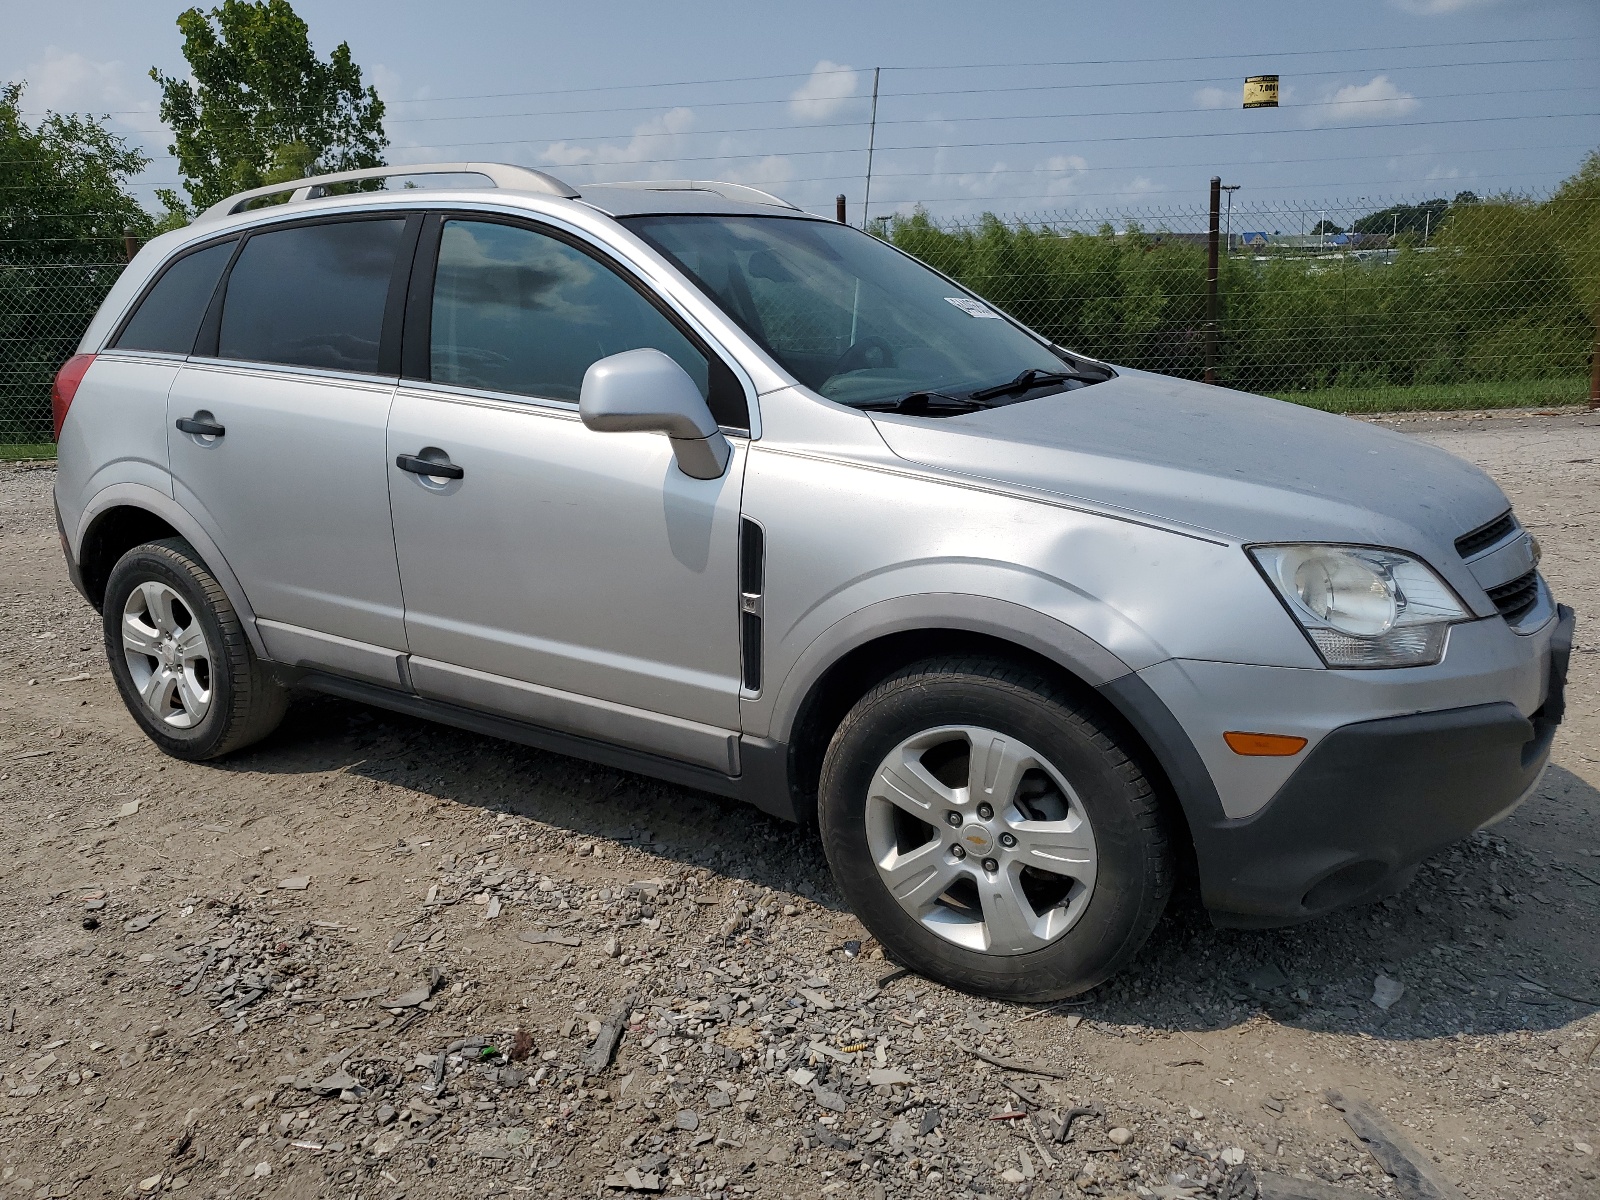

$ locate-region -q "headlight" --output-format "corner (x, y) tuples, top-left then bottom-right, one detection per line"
(1249, 544), (1470, 668)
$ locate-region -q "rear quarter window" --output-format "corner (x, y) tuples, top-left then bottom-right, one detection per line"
(112, 240), (236, 355)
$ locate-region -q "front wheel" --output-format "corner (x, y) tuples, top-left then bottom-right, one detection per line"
(103, 537), (288, 760)
(818, 656), (1173, 1001)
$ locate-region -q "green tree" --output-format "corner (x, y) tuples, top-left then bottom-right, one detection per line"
(150, 0), (387, 217)
(1, 81), (150, 442)
(1547, 149), (1600, 400)
(1351, 197), (1449, 240)
(0, 80), (152, 257)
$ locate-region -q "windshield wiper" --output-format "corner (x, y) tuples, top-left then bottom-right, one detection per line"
(857, 390), (990, 415)
(967, 368), (1075, 402)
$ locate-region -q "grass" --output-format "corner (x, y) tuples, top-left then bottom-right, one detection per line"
(1269, 376), (1590, 414)
(0, 443), (56, 462)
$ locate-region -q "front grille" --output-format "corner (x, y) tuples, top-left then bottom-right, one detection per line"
(1486, 568), (1540, 624)
(1455, 510), (1517, 559)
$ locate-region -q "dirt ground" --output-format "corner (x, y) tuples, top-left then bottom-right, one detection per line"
(0, 408), (1596, 1200)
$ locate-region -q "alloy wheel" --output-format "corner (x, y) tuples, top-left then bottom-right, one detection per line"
(121, 580), (213, 729)
(864, 724), (1098, 955)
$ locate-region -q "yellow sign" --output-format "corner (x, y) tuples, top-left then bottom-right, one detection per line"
(1243, 75), (1279, 109)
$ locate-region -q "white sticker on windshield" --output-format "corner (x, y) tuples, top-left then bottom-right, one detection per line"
(945, 296), (1002, 318)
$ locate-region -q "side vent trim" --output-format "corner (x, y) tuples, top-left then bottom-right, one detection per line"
(740, 518), (765, 693)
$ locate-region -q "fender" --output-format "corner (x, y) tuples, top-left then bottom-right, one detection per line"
(763, 591), (1139, 747)
(75, 481), (271, 660)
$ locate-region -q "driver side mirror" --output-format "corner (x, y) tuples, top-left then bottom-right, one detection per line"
(579, 348), (732, 480)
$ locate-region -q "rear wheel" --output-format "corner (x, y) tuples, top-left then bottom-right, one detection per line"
(818, 656), (1172, 1000)
(103, 538), (287, 760)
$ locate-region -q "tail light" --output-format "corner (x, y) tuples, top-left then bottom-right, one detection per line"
(51, 353), (96, 441)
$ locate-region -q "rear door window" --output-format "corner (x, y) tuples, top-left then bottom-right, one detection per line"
(429, 218), (711, 404)
(218, 218), (407, 373)
(113, 240), (235, 355)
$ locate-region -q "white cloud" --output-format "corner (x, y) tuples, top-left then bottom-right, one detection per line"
(539, 107), (698, 180)
(722, 155), (796, 189)
(369, 63), (404, 105)
(1314, 75), (1419, 123)
(1194, 86), (1232, 110)
(20, 48), (155, 121)
(788, 60), (859, 122)
(1390, 0), (1499, 13)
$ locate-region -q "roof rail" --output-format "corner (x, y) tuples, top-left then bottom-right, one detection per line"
(195, 162), (579, 224)
(601, 180), (800, 211)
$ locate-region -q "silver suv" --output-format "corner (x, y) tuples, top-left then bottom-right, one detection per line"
(53, 163), (1574, 1000)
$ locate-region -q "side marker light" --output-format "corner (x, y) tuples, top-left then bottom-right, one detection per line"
(1224, 731), (1309, 756)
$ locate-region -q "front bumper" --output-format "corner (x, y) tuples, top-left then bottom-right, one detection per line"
(1189, 603), (1574, 927)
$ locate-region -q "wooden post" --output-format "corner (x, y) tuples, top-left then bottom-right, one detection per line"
(1589, 328), (1598, 410)
(123, 231), (142, 263)
(1205, 176), (1221, 385)
(836, 194), (847, 224)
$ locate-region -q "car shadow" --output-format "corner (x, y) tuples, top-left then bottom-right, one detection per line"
(219, 692), (1599, 1041)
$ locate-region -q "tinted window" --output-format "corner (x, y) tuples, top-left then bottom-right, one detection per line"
(114, 240), (235, 355)
(218, 219), (405, 372)
(430, 219), (709, 404)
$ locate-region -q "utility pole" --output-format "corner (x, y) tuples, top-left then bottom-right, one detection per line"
(1205, 176), (1222, 385)
(862, 67), (880, 231)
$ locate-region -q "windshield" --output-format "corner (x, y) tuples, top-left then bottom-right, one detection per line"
(623, 214), (1097, 409)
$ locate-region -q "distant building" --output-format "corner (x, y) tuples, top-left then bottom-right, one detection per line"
(1237, 232), (1270, 247)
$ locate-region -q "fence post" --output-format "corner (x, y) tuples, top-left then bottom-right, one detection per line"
(123, 230), (143, 263)
(1589, 330), (1598, 410)
(1204, 176), (1221, 385)
(836, 195), (847, 224)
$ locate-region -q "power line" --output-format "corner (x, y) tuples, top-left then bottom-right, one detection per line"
(17, 40), (1593, 118)
(7, 134), (1593, 192)
(857, 173), (1586, 208)
(274, 110), (1600, 164)
(123, 82), (1580, 136)
(44, 65), (1597, 133)
(19, 137), (1590, 193)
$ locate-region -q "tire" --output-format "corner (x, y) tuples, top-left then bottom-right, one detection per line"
(102, 537), (288, 760)
(818, 656), (1173, 1001)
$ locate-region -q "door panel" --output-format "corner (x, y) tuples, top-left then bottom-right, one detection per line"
(168, 362), (405, 655)
(387, 387), (746, 745)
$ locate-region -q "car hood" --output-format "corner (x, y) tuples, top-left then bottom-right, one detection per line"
(869, 368), (1510, 555)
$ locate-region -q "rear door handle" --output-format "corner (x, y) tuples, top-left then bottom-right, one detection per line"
(395, 453), (464, 480)
(175, 415), (225, 437)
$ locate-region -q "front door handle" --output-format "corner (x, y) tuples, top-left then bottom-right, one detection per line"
(395, 452), (464, 480)
(175, 415), (225, 437)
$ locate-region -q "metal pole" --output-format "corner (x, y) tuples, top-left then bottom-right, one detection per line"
(1205, 176), (1221, 385)
(836, 194), (847, 224)
(862, 67), (880, 231)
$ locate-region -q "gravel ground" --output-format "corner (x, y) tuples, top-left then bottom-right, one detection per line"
(0, 408), (1596, 1200)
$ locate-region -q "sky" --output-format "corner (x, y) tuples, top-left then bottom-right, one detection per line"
(6, 0), (1598, 228)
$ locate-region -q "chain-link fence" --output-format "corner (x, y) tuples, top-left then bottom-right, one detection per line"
(0, 252), (126, 445)
(2, 188), (1596, 447)
(885, 189), (1598, 411)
